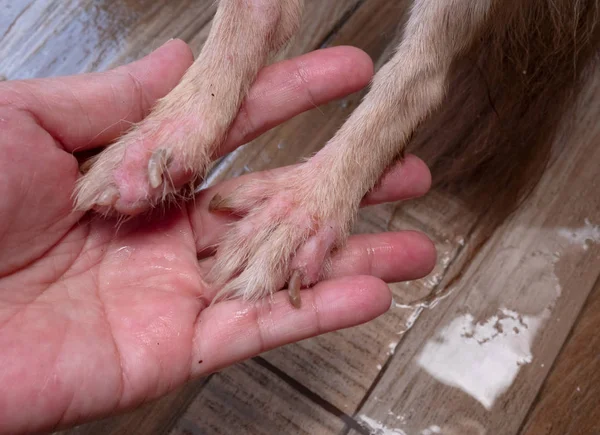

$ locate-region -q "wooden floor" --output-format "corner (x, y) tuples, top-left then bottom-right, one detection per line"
(2, 1), (599, 434)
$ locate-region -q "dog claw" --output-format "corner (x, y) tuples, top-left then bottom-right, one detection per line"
(208, 193), (234, 213)
(95, 187), (120, 207)
(79, 158), (94, 175)
(148, 148), (171, 189)
(288, 269), (302, 309)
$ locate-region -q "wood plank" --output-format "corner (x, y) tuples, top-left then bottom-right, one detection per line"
(0, 0), (217, 79)
(169, 360), (345, 435)
(520, 279), (600, 435)
(56, 378), (209, 435)
(0, 0), (361, 80)
(352, 66), (600, 435)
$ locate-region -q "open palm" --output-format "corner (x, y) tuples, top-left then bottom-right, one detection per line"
(0, 40), (435, 433)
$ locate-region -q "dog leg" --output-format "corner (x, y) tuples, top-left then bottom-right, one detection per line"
(209, 0), (495, 305)
(74, 0), (303, 215)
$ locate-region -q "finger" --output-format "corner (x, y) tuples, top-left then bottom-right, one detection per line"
(191, 276), (391, 376)
(218, 46), (373, 155)
(192, 155), (431, 253)
(197, 230), (435, 286)
(328, 231), (437, 282)
(361, 154), (432, 206)
(0, 45), (372, 155)
(0, 39), (194, 152)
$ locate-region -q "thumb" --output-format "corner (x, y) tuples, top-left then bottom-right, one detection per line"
(0, 39), (194, 152)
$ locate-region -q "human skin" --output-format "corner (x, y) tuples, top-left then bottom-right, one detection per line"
(0, 40), (435, 433)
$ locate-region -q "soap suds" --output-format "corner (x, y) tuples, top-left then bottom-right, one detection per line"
(358, 415), (408, 435)
(421, 425), (442, 435)
(558, 218), (600, 250)
(417, 307), (551, 409)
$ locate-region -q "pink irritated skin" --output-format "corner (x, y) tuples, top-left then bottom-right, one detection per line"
(205, 158), (362, 304)
(111, 136), (154, 205)
(111, 119), (198, 207)
(291, 222), (338, 285)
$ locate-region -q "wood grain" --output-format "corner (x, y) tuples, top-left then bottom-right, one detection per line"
(0, 0), (362, 80)
(0, 0), (217, 79)
(169, 360), (345, 435)
(56, 378), (209, 435)
(520, 280), (600, 435)
(352, 67), (600, 435)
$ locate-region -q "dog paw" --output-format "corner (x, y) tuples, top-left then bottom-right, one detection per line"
(207, 168), (356, 307)
(73, 107), (217, 216)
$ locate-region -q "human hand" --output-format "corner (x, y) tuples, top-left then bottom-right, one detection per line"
(0, 40), (435, 433)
